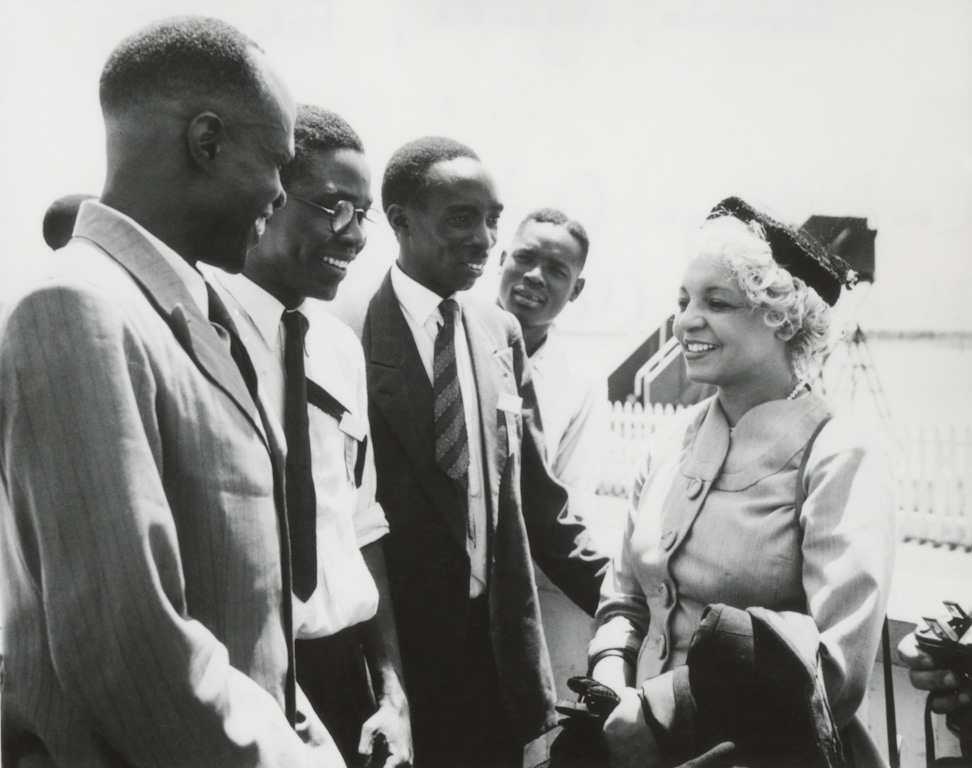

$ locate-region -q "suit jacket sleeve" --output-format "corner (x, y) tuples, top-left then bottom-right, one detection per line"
(588, 453), (653, 668)
(797, 416), (896, 725)
(0, 285), (332, 768)
(509, 318), (609, 616)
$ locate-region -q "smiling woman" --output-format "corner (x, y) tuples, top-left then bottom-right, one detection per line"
(673, 210), (833, 425)
(587, 197), (897, 768)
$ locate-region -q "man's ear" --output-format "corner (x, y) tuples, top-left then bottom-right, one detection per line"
(187, 112), (226, 171)
(775, 323), (798, 342)
(569, 276), (586, 302)
(385, 204), (409, 237)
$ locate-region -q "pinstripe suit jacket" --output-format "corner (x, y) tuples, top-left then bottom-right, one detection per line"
(0, 202), (329, 767)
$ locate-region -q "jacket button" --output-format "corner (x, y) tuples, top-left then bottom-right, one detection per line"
(687, 477), (704, 499)
(661, 531), (676, 551)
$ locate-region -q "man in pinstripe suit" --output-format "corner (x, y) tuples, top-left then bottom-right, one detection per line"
(0, 17), (343, 768)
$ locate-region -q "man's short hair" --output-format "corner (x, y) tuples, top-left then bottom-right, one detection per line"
(381, 136), (479, 212)
(281, 104), (364, 187)
(43, 194), (96, 250)
(518, 207), (590, 264)
(99, 16), (265, 114)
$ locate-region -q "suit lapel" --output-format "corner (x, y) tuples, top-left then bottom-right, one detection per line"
(463, 305), (509, 534)
(73, 204), (267, 445)
(367, 274), (467, 548)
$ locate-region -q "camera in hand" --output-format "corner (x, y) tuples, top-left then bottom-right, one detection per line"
(917, 601), (972, 760)
(917, 601), (972, 677)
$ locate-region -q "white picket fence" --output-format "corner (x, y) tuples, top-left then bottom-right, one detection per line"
(598, 401), (972, 551)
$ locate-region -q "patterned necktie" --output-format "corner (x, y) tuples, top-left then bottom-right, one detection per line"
(282, 310), (317, 602)
(433, 299), (470, 484)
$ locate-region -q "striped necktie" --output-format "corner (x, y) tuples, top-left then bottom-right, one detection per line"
(433, 298), (470, 484)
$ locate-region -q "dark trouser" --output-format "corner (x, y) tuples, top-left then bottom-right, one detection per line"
(296, 627), (376, 767)
(412, 596), (523, 768)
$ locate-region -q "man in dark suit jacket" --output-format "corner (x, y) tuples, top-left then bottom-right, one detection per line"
(0, 17), (341, 767)
(362, 136), (608, 768)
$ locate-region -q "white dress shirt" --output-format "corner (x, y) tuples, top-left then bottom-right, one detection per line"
(529, 332), (608, 506)
(528, 331), (609, 700)
(390, 263), (488, 597)
(209, 270), (388, 638)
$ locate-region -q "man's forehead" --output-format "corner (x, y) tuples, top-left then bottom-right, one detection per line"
(426, 155), (484, 181)
(244, 51), (295, 130)
(253, 49), (294, 104)
(513, 221), (582, 259)
(439, 198), (500, 213)
(424, 158), (500, 204)
(299, 149), (372, 200)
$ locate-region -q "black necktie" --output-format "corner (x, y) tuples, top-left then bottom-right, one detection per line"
(433, 299), (470, 483)
(282, 310), (317, 601)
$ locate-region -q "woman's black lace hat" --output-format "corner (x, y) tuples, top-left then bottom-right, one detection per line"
(707, 196), (857, 306)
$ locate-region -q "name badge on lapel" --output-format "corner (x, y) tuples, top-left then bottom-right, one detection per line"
(497, 393), (522, 415)
(338, 412), (367, 442)
(497, 393), (522, 458)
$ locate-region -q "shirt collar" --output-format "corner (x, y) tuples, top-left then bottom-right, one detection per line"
(529, 335), (550, 363)
(89, 201), (209, 317)
(391, 261), (461, 327)
(214, 270), (295, 348)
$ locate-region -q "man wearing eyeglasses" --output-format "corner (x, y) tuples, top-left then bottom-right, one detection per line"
(208, 104), (411, 768)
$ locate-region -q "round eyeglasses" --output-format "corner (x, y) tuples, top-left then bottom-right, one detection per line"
(288, 194), (375, 234)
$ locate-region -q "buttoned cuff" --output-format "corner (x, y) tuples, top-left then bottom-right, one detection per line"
(588, 615), (644, 670)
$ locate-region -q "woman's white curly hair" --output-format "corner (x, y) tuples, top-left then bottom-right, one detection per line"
(692, 215), (832, 379)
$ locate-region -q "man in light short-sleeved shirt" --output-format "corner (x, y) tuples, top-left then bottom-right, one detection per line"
(210, 105), (411, 768)
(498, 208), (608, 700)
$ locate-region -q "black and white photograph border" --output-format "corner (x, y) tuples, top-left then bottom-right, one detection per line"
(2, 1), (970, 765)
